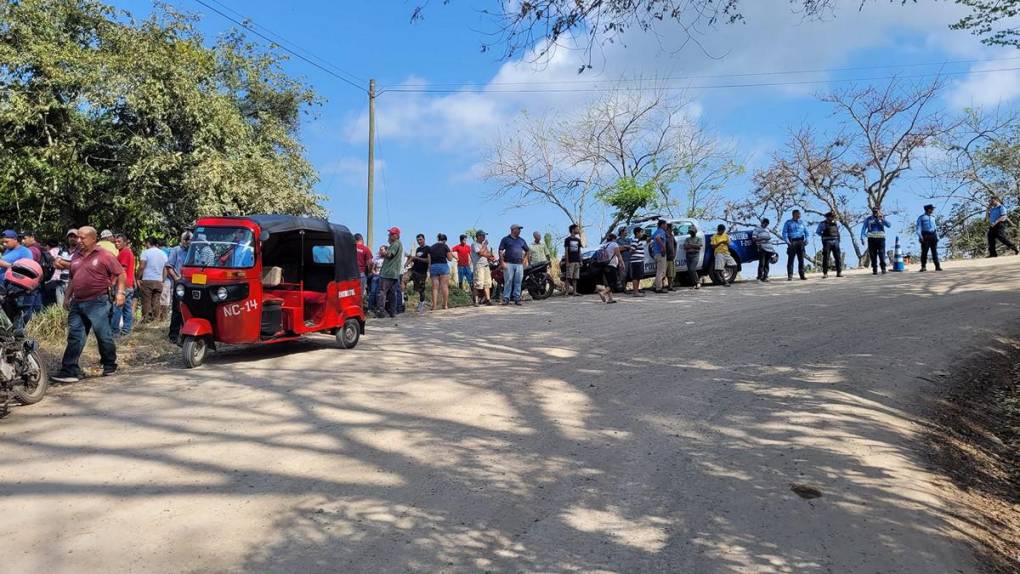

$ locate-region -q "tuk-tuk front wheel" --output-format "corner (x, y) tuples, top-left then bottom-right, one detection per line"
(182, 336), (208, 368)
(336, 318), (360, 349)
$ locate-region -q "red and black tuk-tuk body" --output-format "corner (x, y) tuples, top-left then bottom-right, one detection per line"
(177, 215), (365, 367)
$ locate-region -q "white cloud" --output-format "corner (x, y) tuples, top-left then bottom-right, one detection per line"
(344, 1), (988, 156)
(319, 157), (385, 187)
(947, 61), (1020, 108)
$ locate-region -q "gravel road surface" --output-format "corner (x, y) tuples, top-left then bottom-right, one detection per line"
(2, 257), (1018, 573)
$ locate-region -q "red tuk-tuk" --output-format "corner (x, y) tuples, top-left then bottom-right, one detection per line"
(177, 215), (365, 367)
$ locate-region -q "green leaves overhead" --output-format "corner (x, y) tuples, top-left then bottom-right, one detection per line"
(0, 0), (324, 241)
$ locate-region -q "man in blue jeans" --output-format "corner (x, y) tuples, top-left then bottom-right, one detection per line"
(51, 226), (127, 383)
(498, 224), (530, 305)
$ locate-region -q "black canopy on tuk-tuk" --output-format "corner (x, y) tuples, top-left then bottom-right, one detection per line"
(246, 215), (359, 283)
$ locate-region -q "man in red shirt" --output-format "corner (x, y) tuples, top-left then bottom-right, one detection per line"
(111, 233), (136, 337)
(451, 234), (474, 291)
(51, 226), (126, 383)
(354, 233), (373, 298)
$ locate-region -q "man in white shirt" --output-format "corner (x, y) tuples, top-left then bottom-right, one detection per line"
(137, 236), (169, 323)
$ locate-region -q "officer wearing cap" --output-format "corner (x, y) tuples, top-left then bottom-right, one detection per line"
(375, 226), (404, 318)
(917, 204), (942, 272)
(498, 224), (530, 305)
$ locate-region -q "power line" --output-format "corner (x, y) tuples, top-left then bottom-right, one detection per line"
(188, 0), (367, 93)
(202, 0), (368, 84)
(379, 55), (1020, 91)
(378, 66), (1020, 95)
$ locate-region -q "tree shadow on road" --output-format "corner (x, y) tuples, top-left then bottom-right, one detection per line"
(3, 261), (1019, 572)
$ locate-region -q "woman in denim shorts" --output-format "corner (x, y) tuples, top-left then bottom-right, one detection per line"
(429, 234), (453, 310)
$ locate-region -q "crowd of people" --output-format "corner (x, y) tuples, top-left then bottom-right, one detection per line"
(0, 197), (1016, 381)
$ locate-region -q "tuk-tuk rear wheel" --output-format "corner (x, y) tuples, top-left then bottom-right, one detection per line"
(336, 318), (360, 349)
(182, 336), (207, 369)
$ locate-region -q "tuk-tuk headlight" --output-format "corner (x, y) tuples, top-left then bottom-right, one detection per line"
(175, 284), (185, 299)
(214, 287), (228, 301)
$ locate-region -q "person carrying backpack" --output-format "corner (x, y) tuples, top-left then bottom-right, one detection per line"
(595, 233), (623, 304)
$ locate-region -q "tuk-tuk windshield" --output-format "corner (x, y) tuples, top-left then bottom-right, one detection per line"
(186, 226), (255, 269)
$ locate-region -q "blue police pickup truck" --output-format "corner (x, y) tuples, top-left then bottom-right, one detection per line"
(563, 217), (761, 293)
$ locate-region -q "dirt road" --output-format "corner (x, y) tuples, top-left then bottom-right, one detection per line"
(2, 257), (1018, 573)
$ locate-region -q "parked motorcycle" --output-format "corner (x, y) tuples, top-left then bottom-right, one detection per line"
(0, 259), (48, 418)
(490, 261), (555, 301)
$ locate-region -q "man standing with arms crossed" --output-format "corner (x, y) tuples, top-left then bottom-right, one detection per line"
(471, 230), (495, 305)
(51, 227), (126, 383)
(986, 196), (1018, 257)
(860, 206), (892, 275)
(782, 210), (809, 281)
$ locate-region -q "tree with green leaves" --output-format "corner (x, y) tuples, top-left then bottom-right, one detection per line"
(597, 177), (659, 240)
(0, 0), (323, 242)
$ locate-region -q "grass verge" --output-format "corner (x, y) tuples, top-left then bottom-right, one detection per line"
(924, 335), (1020, 574)
(27, 305), (178, 376)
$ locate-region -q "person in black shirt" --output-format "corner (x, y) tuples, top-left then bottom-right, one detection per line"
(563, 224), (583, 296)
(409, 234), (430, 313)
(815, 212), (843, 278)
(429, 233), (453, 311)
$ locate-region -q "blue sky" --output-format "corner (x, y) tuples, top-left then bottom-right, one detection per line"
(112, 1), (1020, 256)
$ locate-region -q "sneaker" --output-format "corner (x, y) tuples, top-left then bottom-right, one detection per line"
(836, 273), (843, 278)
(822, 274), (828, 279)
(881, 269), (886, 274)
(935, 266), (943, 271)
(416, 301), (426, 313)
(800, 276), (807, 281)
(694, 284), (701, 290)
(102, 367), (117, 377)
(514, 300), (522, 306)
(51, 372), (80, 384)
(919, 268), (926, 272)
(761, 278), (769, 282)
(787, 276), (793, 281)
(502, 299), (510, 306)
(873, 270), (878, 275)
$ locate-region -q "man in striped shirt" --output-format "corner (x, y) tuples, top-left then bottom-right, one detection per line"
(628, 227), (648, 297)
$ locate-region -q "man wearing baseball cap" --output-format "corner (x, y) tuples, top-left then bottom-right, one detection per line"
(498, 224), (530, 305)
(98, 229), (118, 256)
(0, 230), (32, 282)
(375, 226), (404, 318)
(471, 230), (496, 305)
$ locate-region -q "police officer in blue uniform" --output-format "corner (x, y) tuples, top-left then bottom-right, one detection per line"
(781, 209), (809, 281)
(916, 204), (942, 272)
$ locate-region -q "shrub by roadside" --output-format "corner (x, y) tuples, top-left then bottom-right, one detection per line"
(924, 335), (1020, 574)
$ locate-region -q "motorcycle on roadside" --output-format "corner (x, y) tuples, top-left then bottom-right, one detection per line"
(490, 261), (556, 301)
(0, 259), (48, 418)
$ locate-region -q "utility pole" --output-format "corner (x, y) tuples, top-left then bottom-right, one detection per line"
(367, 79), (376, 248)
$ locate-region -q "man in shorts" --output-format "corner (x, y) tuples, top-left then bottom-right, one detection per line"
(563, 224), (583, 296)
(471, 230), (495, 305)
(408, 233), (430, 313)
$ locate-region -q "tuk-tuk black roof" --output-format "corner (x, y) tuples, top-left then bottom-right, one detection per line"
(244, 215), (358, 283)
